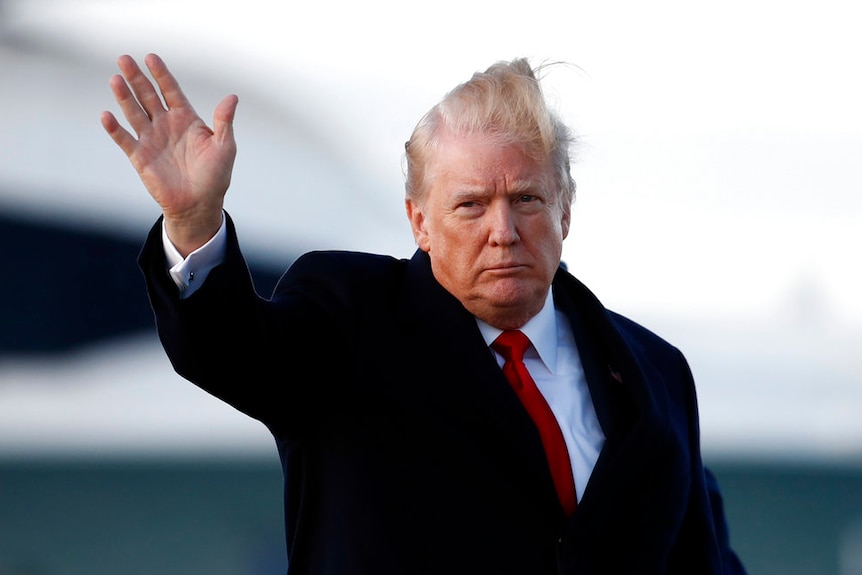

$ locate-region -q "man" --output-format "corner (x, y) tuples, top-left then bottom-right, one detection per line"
(102, 54), (747, 574)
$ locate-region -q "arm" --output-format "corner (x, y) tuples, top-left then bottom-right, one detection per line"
(103, 55), (296, 425)
(676, 351), (748, 575)
(101, 53), (237, 256)
(137, 213), (344, 436)
(704, 467), (748, 575)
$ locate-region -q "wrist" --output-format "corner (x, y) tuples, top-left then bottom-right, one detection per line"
(163, 208), (224, 258)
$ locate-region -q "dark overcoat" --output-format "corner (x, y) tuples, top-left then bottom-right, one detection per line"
(139, 215), (746, 574)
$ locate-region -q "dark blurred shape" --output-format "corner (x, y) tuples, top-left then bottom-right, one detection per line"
(0, 209), (285, 356)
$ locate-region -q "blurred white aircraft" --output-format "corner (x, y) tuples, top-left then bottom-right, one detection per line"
(1, 0), (860, 462)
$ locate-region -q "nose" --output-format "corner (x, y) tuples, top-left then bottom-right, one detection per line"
(487, 201), (520, 246)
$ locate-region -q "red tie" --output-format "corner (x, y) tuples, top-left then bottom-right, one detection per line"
(492, 330), (577, 516)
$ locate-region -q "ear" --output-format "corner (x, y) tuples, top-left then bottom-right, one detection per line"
(405, 197), (431, 252)
(560, 201), (572, 240)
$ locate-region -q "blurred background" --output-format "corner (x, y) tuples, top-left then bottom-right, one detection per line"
(1, 0), (861, 573)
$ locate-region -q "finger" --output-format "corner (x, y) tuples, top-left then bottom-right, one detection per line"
(100, 110), (139, 158)
(108, 73), (151, 135)
(144, 53), (193, 112)
(117, 54), (167, 120)
(213, 94), (239, 147)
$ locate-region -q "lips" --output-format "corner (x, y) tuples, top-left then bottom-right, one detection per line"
(486, 263), (527, 274)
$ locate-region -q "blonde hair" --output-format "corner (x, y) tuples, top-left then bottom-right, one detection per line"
(404, 58), (576, 205)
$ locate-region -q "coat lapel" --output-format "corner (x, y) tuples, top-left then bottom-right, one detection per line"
(394, 251), (685, 532)
(551, 269), (693, 563)
(398, 249), (565, 522)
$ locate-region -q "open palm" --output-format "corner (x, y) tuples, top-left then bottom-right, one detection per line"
(101, 53), (238, 254)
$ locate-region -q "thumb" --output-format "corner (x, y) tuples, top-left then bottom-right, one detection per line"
(213, 94), (238, 146)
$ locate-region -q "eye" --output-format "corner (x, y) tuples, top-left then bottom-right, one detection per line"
(516, 193), (545, 205)
(454, 196), (486, 210)
(513, 192), (546, 213)
(452, 199), (485, 217)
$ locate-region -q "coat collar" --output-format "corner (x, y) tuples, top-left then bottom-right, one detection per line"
(550, 269), (689, 540)
(400, 249), (566, 521)
(398, 249), (674, 530)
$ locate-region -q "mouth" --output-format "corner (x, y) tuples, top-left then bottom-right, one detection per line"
(486, 263), (527, 274)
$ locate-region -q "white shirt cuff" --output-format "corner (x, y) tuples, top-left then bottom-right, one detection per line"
(162, 213), (227, 298)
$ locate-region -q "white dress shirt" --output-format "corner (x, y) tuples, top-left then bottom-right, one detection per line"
(162, 214), (227, 298)
(477, 292), (605, 502)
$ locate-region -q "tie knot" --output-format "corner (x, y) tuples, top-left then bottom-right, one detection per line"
(491, 330), (531, 363)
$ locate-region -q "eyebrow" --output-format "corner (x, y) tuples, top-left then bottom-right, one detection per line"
(451, 179), (543, 201)
(507, 180), (543, 193)
(450, 188), (493, 203)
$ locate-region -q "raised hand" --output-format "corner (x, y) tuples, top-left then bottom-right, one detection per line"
(101, 53), (238, 256)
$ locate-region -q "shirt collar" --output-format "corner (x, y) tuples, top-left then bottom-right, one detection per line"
(476, 289), (558, 374)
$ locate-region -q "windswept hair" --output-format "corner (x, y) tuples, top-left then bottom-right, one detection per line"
(404, 58), (576, 205)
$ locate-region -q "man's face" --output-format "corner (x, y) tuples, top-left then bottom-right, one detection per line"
(406, 130), (571, 330)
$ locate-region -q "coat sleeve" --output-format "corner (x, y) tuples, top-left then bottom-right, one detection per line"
(704, 467), (748, 574)
(675, 350), (748, 575)
(137, 214), (349, 438)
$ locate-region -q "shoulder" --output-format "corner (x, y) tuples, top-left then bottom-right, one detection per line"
(273, 249), (409, 305)
(603, 310), (698, 423)
(606, 310), (680, 358)
(288, 250), (406, 279)
(603, 311), (694, 393)
(553, 268), (687, 373)
(289, 250), (406, 274)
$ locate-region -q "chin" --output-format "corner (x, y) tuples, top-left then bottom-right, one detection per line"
(487, 279), (544, 306)
(471, 284), (546, 325)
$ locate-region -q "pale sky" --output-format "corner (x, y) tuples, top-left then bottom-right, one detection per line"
(2, 0), (860, 458)
(8, 0), (858, 321)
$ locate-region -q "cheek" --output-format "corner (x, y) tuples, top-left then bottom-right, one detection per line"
(436, 233), (470, 265)
(433, 231), (483, 277)
(436, 219), (477, 252)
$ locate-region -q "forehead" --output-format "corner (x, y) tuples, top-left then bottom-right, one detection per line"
(425, 130), (552, 194)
